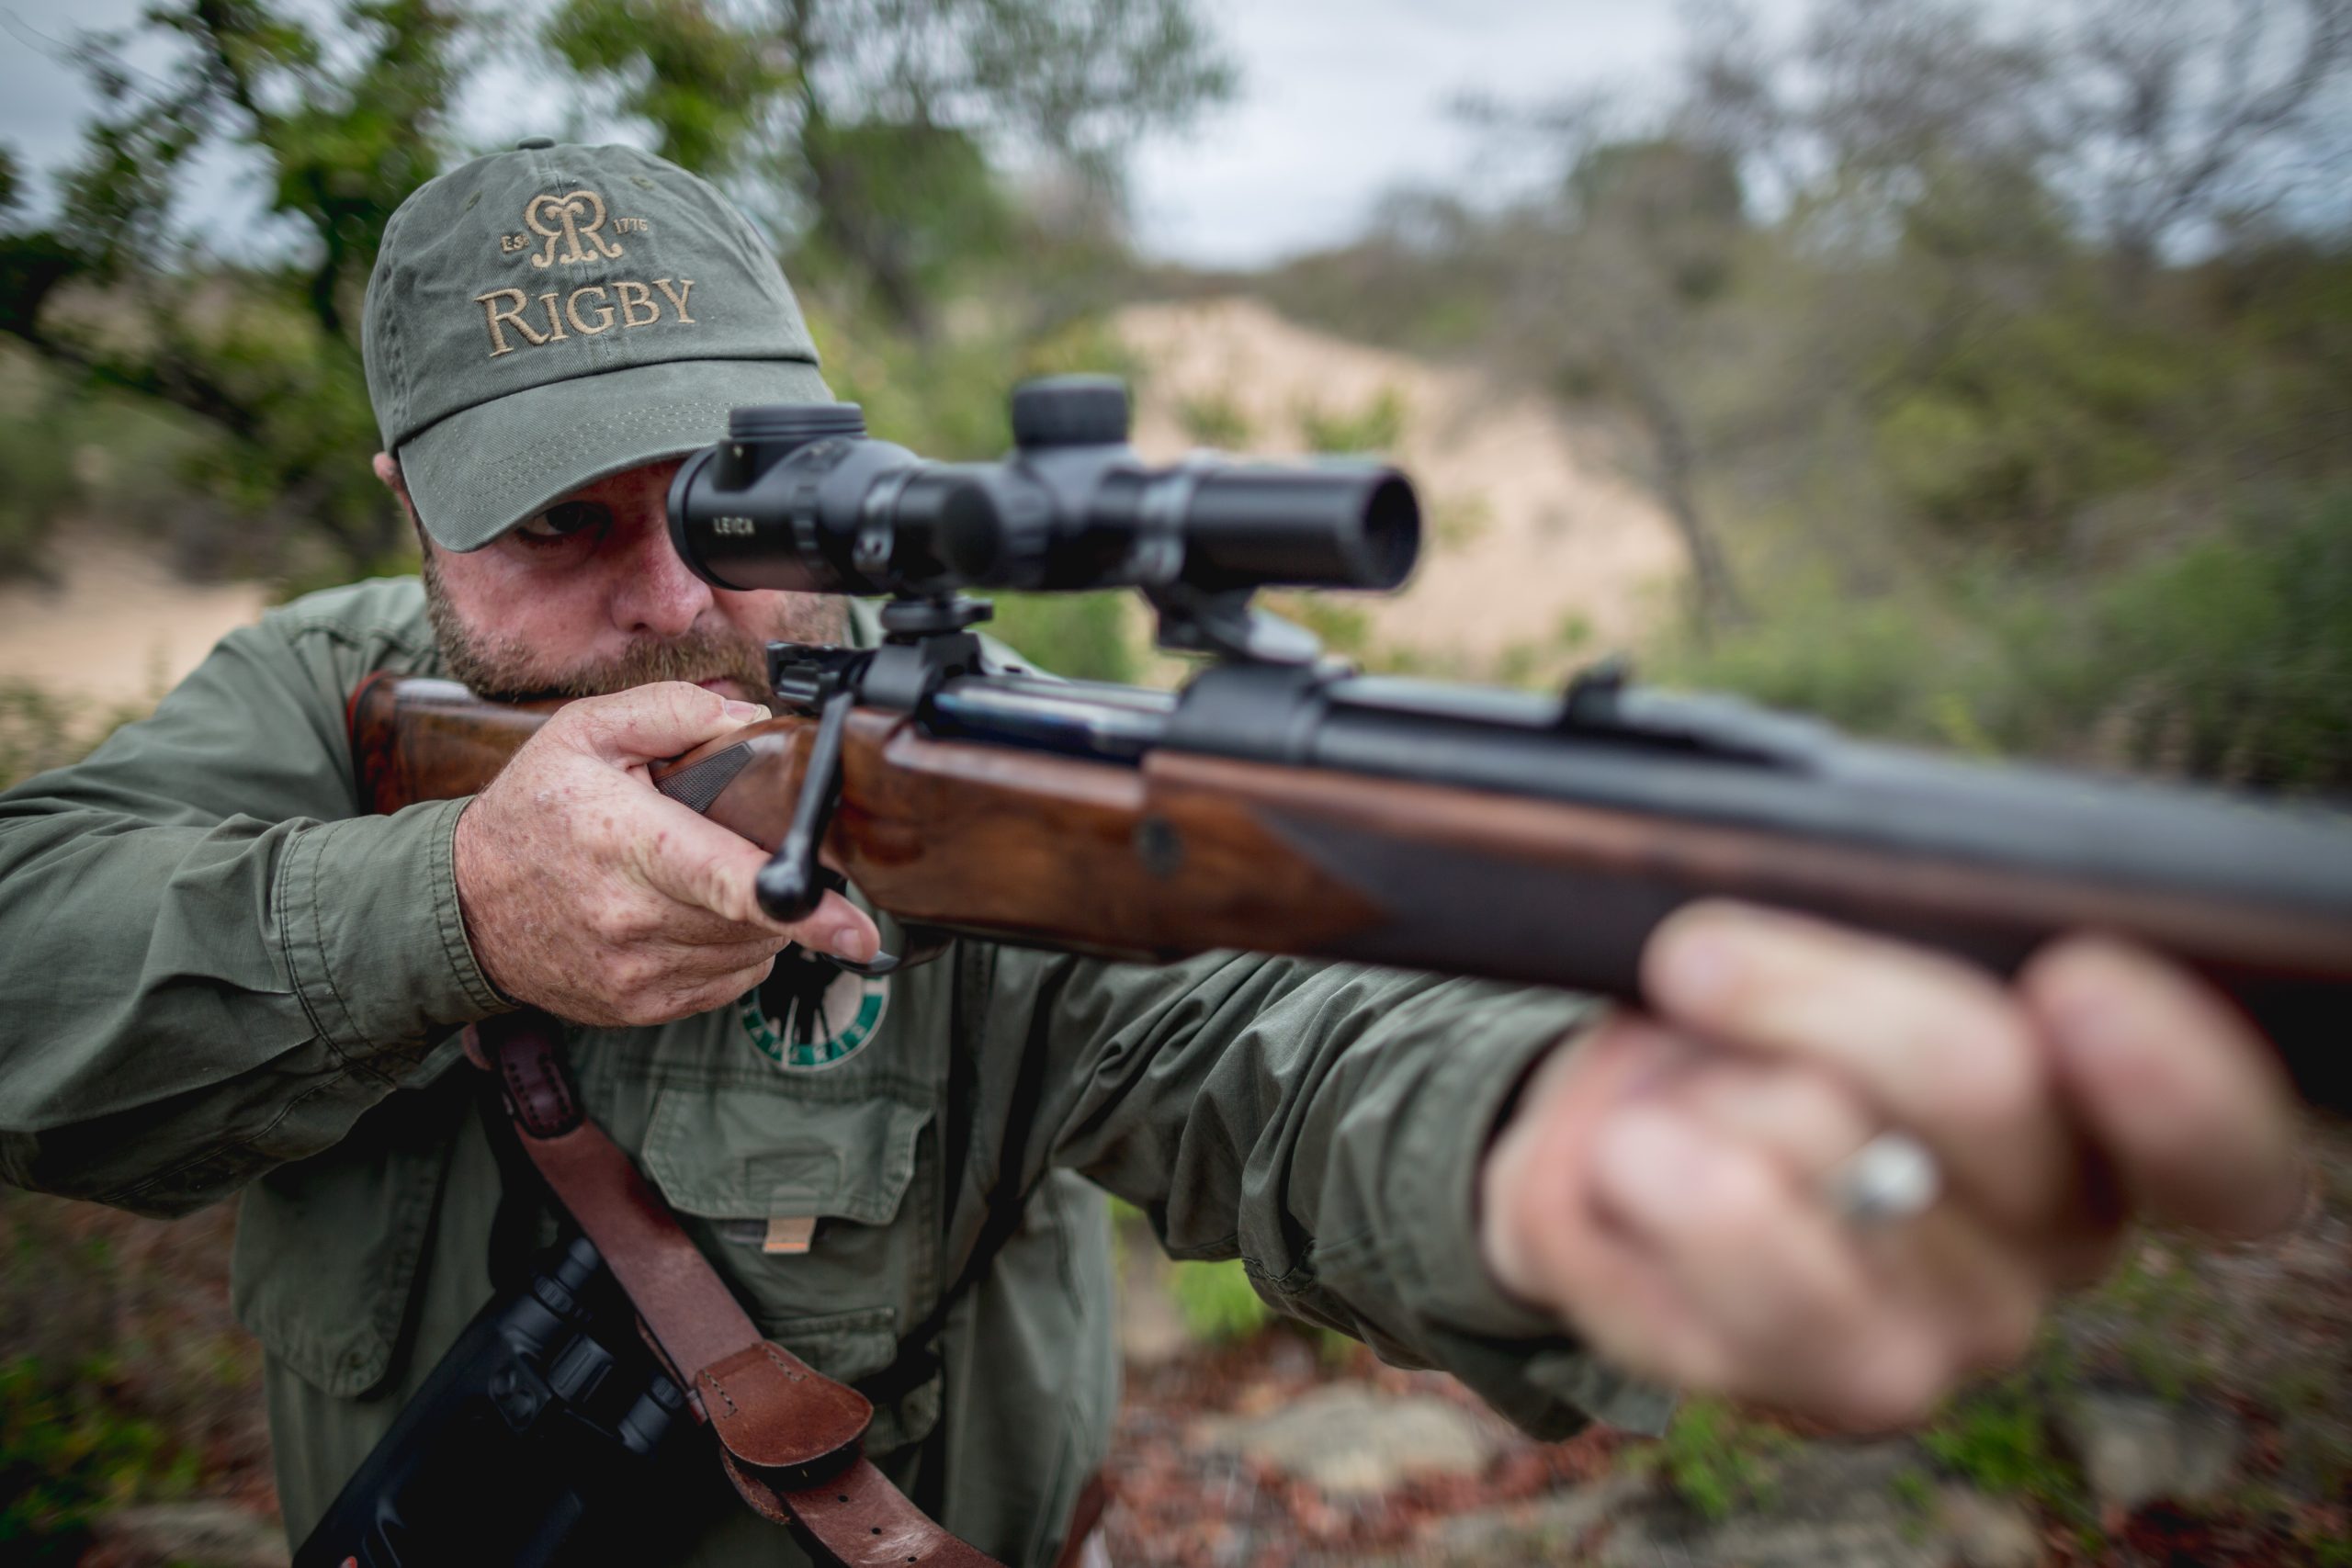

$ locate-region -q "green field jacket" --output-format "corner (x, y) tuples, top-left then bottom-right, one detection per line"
(0, 578), (1668, 1564)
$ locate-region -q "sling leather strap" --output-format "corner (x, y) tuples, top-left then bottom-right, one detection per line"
(468, 1010), (1003, 1568)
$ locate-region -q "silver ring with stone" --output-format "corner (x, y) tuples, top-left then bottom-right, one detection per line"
(1823, 1130), (1941, 1227)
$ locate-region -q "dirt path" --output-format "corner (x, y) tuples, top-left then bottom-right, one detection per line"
(0, 533), (266, 709)
(1114, 298), (1687, 671)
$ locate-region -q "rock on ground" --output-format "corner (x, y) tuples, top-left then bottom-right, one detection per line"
(1366, 1472), (1650, 1566)
(1593, 1440), (1945, 1568)
(91, 1500), (288, 1568)
(1115, 1244), (1195, 1371)
(1330, 1439), (2050, 1568)
(2056, 1390), (2243, 1514)
(1198, 1383), (1504, 1495)
(1326, 1438), (2060, 1568)
(1936, 1483), (2046, 1568)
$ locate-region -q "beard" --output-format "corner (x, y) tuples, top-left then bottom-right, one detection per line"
(421, 551), (848, 703)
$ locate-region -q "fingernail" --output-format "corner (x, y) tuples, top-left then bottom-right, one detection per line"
(2036, 953), (2138, 1064)
(1614, 1023), (1697, 1100)
(827, 923), (877, 964)
(1593, 1106), (1719, 1228)
(2043, 988), (2120, 1063)
(723, 700), (772, 724)
(1652, 917), (1741, 1010)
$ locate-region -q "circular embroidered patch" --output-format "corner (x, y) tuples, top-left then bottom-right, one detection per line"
(739, 964), (890, 1070)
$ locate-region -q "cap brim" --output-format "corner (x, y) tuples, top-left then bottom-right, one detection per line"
(396, 355), (833, 551)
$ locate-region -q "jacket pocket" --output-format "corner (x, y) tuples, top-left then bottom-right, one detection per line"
(639, 1088), (937, 1371)
(639, 1087), (944, 1456)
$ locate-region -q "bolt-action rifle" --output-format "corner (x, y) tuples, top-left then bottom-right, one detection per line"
(351, 376), (2352, 1108)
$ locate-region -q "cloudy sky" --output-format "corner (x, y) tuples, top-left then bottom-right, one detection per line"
(1123, 0), (1695, 265)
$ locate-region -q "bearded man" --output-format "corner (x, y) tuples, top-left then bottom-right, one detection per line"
(0, 140), (2308, 1566)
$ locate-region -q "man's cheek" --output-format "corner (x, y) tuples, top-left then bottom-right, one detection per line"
(724, 589), (844, 646)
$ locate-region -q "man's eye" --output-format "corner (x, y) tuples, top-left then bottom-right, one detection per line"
(515, 502), (611, 543)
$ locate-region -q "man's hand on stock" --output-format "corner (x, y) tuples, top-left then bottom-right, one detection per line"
(1481, 900), (2309, 1432)
(452, 681), (881, 1027)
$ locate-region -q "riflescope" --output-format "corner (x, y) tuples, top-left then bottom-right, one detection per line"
(667, 375), (1420, 601)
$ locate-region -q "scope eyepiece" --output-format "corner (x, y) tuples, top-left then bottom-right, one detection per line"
(667, 376), (1421, 604)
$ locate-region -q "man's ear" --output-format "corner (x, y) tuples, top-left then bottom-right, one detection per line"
(372, 452), (418, 524)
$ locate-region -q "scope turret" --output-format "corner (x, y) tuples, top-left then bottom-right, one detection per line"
(666, 376), (1419, 604)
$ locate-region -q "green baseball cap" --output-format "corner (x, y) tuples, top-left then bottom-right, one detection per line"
(363, 138), (832, 551)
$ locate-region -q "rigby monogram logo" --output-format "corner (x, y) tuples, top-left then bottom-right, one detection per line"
(475, 187), (693, 358)
(524, 189), (625, 266)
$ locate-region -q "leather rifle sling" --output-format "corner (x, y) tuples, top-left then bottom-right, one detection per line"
(468, 1010), (1003, 1568)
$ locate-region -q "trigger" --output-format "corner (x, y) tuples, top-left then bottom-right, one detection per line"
(810, 868), (902, 976)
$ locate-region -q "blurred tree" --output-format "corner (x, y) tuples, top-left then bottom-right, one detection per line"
(544, 0), (790, 176)
(543, 0), (1234, 338)
(1426, 0), (2352, 611)
(0, 0), (1229, 580)
(1555, 136), (1752, 628)
(2061, 0), (2352, 294)
(0, 0), (469, 576)
(1261, 0), (2352, 791)
(537, 0), (1232, 681)
(1727, 0), (2351, 275)
(1450, 104), (1758, 632)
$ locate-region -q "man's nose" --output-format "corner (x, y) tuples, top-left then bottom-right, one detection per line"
(612, 518), (715, 638)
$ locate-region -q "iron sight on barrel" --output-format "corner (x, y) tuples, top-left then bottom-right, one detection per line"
(354, 375), (2352, 1109)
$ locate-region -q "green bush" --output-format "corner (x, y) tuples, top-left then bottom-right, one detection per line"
(1166, 1259), (1272, 1344)
(1176, 390), (1254, 448)
(0, 1357), (193, 1561)
(1297, 386), (1408, 456)
(988, 592), (1137, 684)
(806, 299), (1152, 692)
(1658, 487), (2352, 795)
(1921, 1378), (2068, 1503)
(0, 683), (150, 794)
(1871, 307), (2196, 550)
(809, 301), (1145, 466)
(1634, 1397), (1791, 1520)
(0, 364), (82, 579)
(1653, 580), (1997, 749)
(0, 1188), (261, 1560)
(2043, 493), (2352, 792)
(1919, 1371), (2096, 1547)
(0, 684), (78, 793)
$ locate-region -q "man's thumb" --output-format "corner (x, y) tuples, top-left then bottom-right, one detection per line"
(566, 682), (769, 764)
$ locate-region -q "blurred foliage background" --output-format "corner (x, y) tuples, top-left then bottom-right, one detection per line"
(2, 0), (2350, 1562)
(1246, 0), (2352, 793)
(1, 0), (2346, 782)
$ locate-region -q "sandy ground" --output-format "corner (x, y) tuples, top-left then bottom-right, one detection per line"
(1114, 297), (1687, 668)
(0, 535), (266, 707)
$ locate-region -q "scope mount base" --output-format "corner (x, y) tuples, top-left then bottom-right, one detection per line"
(879, 592), (993, 640)
(1148, 583), (1321, 666)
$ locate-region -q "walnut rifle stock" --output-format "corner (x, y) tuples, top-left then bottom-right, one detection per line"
(351, 666), (2352, 1108)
